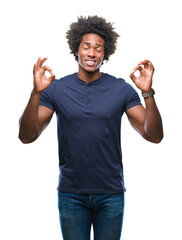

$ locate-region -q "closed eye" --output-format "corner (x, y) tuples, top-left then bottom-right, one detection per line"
(96, 48), (102, 52)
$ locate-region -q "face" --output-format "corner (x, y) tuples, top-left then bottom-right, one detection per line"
(76, 33), (105, 73)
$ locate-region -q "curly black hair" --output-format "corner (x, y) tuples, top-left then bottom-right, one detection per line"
(66, 16), (120, 62)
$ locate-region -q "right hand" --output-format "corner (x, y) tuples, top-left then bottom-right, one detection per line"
(33, 57), (55, 94)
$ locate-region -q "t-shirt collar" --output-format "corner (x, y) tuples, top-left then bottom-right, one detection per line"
(73, 72), (105, 85)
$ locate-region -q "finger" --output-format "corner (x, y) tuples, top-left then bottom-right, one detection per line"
(137, 59), (154, 70)
(43, 65), (55, 82)
(43, 65), (53, 74)
(138, 60), (148, 69)
(130, 64), (143, 80)
(133, 65), (143, 73)
(130, 70), (136, 81)
(37, 57), (41, 69)
(33, 62), (37, 74)
(40, 57), (48, 66)
(148, 61), (155, 72)
(37, 57), (48, 69)
(137, 59), (150, 66)
(143, 61), (154, 72)
(136, 66), (143, 72)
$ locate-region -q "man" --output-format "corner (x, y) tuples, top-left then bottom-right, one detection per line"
(19, 16), (163, 240)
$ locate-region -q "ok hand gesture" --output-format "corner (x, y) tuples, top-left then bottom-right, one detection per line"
(130, 59), (155, 93)
(33, 57), (55, 94)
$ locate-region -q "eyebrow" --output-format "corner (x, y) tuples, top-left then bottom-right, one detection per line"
(83, 42), (103, 48)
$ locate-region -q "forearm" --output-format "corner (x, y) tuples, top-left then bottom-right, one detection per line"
(144, 96), (163, 143)
(19, 89), (41, 143)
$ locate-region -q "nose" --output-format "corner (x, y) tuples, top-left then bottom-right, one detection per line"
(87, 48), (95, 58)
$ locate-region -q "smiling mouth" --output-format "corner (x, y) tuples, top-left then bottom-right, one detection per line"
(85, 60), (96, 66)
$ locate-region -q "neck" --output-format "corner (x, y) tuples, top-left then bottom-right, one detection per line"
(77, 67), (102, 83)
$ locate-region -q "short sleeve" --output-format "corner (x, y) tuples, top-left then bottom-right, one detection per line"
(124, 82), (142, 111)
(39, 81), (56, 111)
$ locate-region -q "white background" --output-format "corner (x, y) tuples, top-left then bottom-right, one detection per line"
(0, 0), (181, 239)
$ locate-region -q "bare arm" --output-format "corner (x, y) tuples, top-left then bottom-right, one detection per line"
(18, 57), (55, 143)
(126, 60), (163, 143)
(126, 99), (163, 143)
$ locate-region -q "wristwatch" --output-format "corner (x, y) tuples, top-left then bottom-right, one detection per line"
(142, 88), (155, 98)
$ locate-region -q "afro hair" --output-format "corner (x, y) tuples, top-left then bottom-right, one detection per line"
(66, 16), (120, 62)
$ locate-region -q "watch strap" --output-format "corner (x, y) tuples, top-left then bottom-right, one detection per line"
(142, 88), (155, 98)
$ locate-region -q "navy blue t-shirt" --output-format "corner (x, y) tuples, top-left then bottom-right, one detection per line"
(39, 73), (141, 194)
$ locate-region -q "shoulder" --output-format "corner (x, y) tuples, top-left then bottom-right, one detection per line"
(104, 73), (141, 102)
(41, 73), (76, 97)
(46, 73), (77, 94)
(54, 73), (76, 85)
(104, 73), (131, 89)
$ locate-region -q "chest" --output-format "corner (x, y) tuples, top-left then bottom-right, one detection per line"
(55, 83), (126, 121)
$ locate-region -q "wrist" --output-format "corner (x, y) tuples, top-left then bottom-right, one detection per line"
(32, 88), (42, 96)
(141, 88), (153, 94)
(31, 88), (42, 98)
(142, 88), (155, 98)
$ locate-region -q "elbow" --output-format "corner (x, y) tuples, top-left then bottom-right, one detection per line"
(18, 133), (37, 144)
(18, 125), (40, 144)
(19, 137), (32, 144)
(151, 133), (164, 144)
(19, 136), (32, 144)
(156, 128), (164, 143)
(153, 137), (163, 144)
(144, 129), (164, 144)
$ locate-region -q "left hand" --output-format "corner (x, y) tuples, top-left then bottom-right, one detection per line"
(130, 59), (155, 93)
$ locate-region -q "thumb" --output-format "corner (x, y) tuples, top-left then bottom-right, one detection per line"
(49, 72), (56, 82)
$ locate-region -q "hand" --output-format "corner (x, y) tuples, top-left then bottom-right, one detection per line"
(33, 57), (55, 94)
(130, 59), (155, 93)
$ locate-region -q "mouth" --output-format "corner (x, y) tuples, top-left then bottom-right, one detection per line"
(85, 60), (96, 66)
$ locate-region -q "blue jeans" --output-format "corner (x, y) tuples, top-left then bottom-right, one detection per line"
(58, 191), (125, 240)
